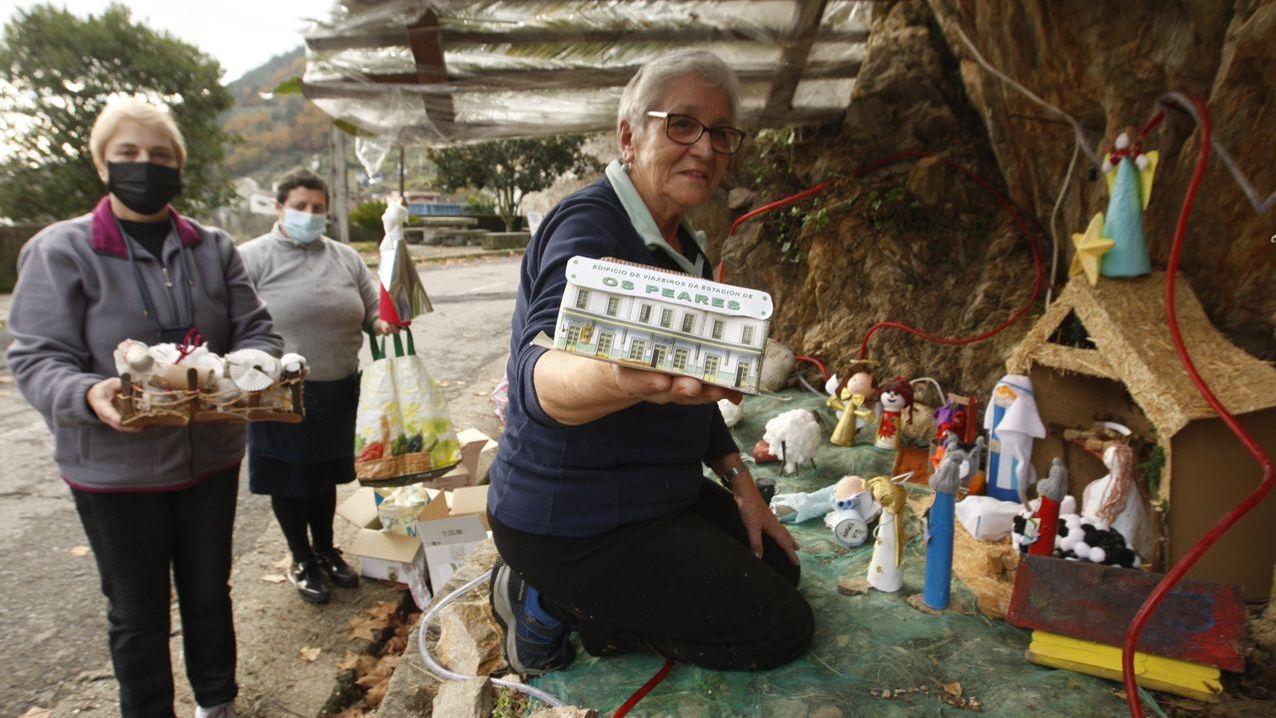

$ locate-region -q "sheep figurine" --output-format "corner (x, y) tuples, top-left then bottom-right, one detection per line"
(762, 409), (822, 475)
(717, 397), (743, 428)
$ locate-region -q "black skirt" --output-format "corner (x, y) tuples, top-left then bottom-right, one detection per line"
(248, 373), (360, 497)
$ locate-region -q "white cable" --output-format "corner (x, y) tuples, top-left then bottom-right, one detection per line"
(910, 376), (945, 405)
(1045, 140), (1081, 307)
(415, 569), (566, 709)
(951, 24), (1102, 169)
(1158, 91), (1275, 215)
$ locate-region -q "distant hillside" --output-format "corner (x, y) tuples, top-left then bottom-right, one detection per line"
(221, 47), (330, 185)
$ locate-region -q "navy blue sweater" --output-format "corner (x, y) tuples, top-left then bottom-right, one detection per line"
(489, 178), (738, 537)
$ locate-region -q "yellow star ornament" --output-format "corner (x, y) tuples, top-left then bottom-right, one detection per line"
(1070, 212), (1114, 286)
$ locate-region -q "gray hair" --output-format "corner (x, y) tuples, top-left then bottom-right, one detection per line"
(617, 50), (741, 139)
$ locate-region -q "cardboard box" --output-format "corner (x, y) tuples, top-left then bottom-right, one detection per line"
(457, 427), (498, 484)
(416, 484), (491, 590)
(336, 487), (381, 529)
(348, 528), (426, 583)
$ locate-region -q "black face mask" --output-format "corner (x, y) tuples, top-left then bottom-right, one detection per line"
(107, 161), (183, 215)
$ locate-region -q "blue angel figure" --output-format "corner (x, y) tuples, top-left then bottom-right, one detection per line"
(1099, 130), (1159, 278)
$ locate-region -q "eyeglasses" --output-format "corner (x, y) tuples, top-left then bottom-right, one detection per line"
(646, 111), (745, 155)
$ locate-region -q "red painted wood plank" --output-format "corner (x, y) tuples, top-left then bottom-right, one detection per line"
(1007, 555), (1246, 672)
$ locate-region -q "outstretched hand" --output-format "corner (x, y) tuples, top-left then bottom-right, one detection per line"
(613, 364), (743, 407)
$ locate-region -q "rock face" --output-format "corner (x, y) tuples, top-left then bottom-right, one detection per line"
(927, 0), (1276, 360)
(722, 0), (1275, 396)
(725, 0), (1034, 395)
(431, 676), (492, 718)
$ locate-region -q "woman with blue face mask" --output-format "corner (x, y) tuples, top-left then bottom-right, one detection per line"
(238, 170), (392, 604)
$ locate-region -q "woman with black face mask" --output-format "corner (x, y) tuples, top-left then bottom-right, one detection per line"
(5, 99), (283, 718)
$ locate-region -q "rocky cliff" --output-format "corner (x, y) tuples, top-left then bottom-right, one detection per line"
(721, 0), (1275, 397)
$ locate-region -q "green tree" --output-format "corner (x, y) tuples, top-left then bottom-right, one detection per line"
(427, 136), (598, 231)
(0, 3), (236, 222)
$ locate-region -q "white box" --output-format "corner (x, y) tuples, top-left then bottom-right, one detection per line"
(415, 485), (491, 590)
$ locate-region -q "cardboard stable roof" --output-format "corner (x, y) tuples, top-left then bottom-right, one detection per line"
(1007, 271), (1276, 438)
(301, 0), (875, 144)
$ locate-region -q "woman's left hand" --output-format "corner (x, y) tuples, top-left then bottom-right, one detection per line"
(373, 319), (395, 335)
(732, 473), (800, 565)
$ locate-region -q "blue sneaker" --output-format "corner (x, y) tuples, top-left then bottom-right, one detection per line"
(489, 558), (575, 675)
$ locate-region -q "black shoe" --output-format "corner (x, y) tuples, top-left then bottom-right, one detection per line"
(289, 559), (330, 604)
(489, 558), (574, 676)
(315, 548), (359, 589)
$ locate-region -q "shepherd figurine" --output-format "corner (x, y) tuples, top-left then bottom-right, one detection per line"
(1099, 129), (1158, 278)
(924, 435), (984, 610)
(1027, 458), (1069, 557)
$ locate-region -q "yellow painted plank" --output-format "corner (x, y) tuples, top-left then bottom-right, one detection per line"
(1027, 631), (1222, 703)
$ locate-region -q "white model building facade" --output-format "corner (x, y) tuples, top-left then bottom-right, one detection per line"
(554, 256), (773, 393)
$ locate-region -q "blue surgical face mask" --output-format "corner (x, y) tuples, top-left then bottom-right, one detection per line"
(282, 208), (326, 244)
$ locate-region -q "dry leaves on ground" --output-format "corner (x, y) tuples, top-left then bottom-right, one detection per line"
(300, 646), (321, 662)
(261, 574), (286, 584)
(69, 545), (90, 557)
(346, 601), (399, 641)
(19, 708), (52, 718)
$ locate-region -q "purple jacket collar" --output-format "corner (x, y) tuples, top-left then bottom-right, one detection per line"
(90, 196), (201, 257)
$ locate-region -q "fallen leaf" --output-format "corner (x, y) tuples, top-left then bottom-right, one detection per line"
(261, 574), (286, 584)
(273, 554), (293, 570)
(19, 708), (52, 718)
(299, 646), (321, 662)
(69, 545), (90, 557)
(943, 682), (963, 697)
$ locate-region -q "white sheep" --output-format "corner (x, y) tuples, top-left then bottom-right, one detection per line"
(762, 409), (821, 475)
(717, 398), (743, 428)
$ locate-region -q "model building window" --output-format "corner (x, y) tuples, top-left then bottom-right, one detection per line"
(566, 324), (581, 347)
(711, 319), (724, 339)
(741, 326), (755, 346)
(659, 308), (673, 328)
(597, 331), (614, 357)
(704, 354), (720, 379)
(672, 347), (689, 371)
(575, 288), (590, 309)
(680, 313), (695, 333)
(605, 296), (620, 317)
(628, 339), (647, 361)
(639, 304), (652, 323)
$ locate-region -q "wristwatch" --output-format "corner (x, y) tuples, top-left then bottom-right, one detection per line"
(718, 464), (748, 488)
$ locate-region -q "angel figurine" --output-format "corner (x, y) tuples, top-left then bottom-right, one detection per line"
(1099, 128), (1158, 278)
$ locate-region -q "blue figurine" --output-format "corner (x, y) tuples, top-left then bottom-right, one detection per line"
(1099, 129), (1159, 278)
(923, 435), (984, 611)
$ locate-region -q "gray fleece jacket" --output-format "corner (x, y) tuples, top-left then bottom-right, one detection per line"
(6, 197), (283, 492)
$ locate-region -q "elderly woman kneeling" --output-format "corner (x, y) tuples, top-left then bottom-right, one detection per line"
(487, 50), (813, 676)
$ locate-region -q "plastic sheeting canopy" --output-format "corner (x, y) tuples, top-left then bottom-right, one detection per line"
(302, 0), (872, 146)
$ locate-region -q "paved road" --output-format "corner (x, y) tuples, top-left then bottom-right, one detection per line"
(0, 254), (520, 716)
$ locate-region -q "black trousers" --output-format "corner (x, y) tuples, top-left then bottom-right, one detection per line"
(489, 478), (814, 671)
(72, 468), (239, 718)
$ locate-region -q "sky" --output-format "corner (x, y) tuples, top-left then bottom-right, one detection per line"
(0, 0), (333, 83)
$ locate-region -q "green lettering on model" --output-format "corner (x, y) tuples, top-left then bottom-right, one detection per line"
(728, 300), (741, 310)
(694, 294), (709, 305)
(711, 297), (725, 308)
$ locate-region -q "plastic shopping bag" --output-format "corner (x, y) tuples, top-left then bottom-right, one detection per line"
(354, 331), (461, 484)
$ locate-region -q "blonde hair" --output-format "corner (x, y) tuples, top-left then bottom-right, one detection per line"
(89, 98), (186, 170)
